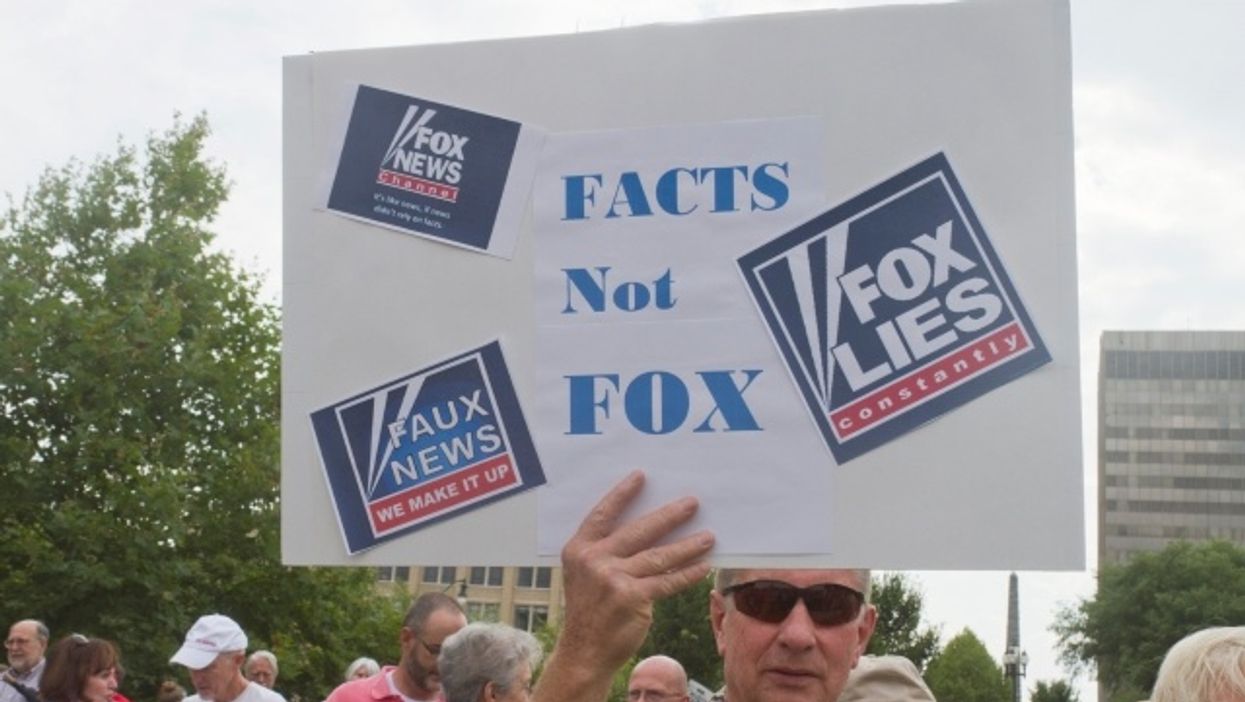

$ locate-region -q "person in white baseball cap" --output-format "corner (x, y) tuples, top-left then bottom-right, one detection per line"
(170, 615), (285, 702)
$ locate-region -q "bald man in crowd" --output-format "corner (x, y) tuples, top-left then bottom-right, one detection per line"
(627, 656), (689, 702)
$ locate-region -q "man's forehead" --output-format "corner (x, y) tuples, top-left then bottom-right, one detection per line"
(733, 568), (863, 589)
(422, 609), (467, 640)
(9, 622), (36, 638)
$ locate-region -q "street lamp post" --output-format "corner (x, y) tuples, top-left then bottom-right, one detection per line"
(1003, 646), (1028, 702)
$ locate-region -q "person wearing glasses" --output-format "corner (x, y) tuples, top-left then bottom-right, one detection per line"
(38, 635), (119, 702)
(533, 471), (877, 702)
(324, 593), (466, 702)
(3, 620), (48, 702)
(437, 623), (541, 702)
(169, 614), (285, 702)
(626, 656), (688, 702)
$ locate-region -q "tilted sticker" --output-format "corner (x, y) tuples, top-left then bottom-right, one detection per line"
(310, 341), (544, 554)
(326, 85), (538, 258)
(738, 153), (1050, 464)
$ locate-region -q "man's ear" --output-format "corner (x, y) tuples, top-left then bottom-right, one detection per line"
(483, 681), (499, 702)
(853, 604), (878, 664)
(709, 591), (728, 655)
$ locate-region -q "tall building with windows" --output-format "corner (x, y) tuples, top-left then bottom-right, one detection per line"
(1099, 330), (1245, 565)
(376, 565), (564, 631)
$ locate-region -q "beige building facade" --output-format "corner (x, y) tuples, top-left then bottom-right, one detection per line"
(1098, 330), (1245, 565)
(376, 565), (564, 630)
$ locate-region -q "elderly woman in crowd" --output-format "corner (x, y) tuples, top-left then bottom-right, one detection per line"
(437, 623), (542, 702)
(38, 635), (119, 702)
(342, 658), (379, 683)
(1151, 626), (1245, 702)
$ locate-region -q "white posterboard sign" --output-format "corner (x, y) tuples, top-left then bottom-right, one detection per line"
(282, 0), (1083, 569)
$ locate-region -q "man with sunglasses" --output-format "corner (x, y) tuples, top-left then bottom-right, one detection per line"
(325, 593), (466, 702)
(533, 471), (875, 702)
(711, 570), (876, 702)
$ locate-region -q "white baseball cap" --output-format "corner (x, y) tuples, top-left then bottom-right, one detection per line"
(170, 614), (249, 670)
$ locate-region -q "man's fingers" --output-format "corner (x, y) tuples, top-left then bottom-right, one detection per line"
(626, 528), (715, 579)
(572, 469), (646, 542)
(607, 493), (700, 557)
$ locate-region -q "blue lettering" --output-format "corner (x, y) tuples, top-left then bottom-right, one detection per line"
(750, 162), (789, 211)
(563, 174), (604, 221)
(655, 167), (699, 215)
(566, 373), (620, 434)
(624, 371), (689, 435)
(693, 370), (763, 432)
(606, 171), (654, 218)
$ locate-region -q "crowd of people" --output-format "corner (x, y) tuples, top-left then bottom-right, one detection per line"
(4, 474), (1243, 702)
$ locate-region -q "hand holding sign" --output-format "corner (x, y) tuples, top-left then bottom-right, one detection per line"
(535, 470), (714, 702)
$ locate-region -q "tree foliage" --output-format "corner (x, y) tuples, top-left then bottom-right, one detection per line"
(925, 628), (1009, 702)
(1054, 540), (1245, 701)
(1030, 679), (1079, 702)
(0, 115), (403, 702)
(866, 572), (941, 671)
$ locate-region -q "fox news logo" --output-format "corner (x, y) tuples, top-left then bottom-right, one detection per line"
(738, 154), (1050, 464)
(327, 85), (522, 253)
(310, 341), (544, 554)
(378, 103), (469, 203)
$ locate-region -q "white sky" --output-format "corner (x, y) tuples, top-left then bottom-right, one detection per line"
(4, 2), (1244, 701)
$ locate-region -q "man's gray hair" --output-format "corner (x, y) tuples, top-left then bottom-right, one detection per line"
(438, 623), (542, 702)
(1151, 626), (1245, 702)
(714, 569), (873, 602)
(246, 650), (278, 676)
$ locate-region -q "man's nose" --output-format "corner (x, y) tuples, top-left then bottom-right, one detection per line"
(776, 599), (818, 649)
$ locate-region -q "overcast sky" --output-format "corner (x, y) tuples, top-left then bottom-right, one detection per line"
(4, 2), (1244, 701)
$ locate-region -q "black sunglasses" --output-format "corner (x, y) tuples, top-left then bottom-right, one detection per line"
(723, 580), (864, 627)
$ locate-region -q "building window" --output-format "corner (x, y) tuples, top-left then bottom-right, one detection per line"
(466, 602), (501, 622)
(516, 566), (552, 589)
(422, 566), (457, 584)
(377, 566), (410, 582)
(514, 604), (548, 632)
(469, 567), (504, 586)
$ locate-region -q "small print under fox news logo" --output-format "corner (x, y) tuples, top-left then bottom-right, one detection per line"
(310, 341), (544, 554)
(738, 153), (1050, 464)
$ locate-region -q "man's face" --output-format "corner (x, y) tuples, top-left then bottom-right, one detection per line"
(627, 660), (688, 702)
(710, 569), (876, 702)
(245, 657), (276, 689)
(5, 622), (46, 674)
(189, 652), (245, 701)
(399, 609), (468, 697)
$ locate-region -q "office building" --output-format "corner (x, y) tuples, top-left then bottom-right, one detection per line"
(376, 565), (564, 631)
(1099, 330), (1245, 565)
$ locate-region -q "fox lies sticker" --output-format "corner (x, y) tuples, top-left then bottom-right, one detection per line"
(327, 85), (538, 258)
(738, 153), (1050, 464)
(310, 341), (544, 554)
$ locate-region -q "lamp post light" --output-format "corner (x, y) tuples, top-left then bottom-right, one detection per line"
(1003, 646), (1028, 702)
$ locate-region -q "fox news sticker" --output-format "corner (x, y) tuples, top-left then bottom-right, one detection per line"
(310, 341), (544, 554)
(738, 153), (1050, 464)
(326, 85), (544, 259)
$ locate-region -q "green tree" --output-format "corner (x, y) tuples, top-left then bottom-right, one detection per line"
(1030, 679), (1079, 702)
(0, 115), (403, 702)
(925, 628), (1009, 702)
(638, 575), (722, 690)
(1054, 540), (1245, 702)
(866, 572), (942, 671)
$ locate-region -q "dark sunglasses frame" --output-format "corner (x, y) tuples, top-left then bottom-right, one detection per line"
(723, 579), (865, 627)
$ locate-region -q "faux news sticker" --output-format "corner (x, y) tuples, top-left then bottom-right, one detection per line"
(738, 153), (1050, 464)
(310, 341), (544, 554)
(326, 85), (544, 258)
